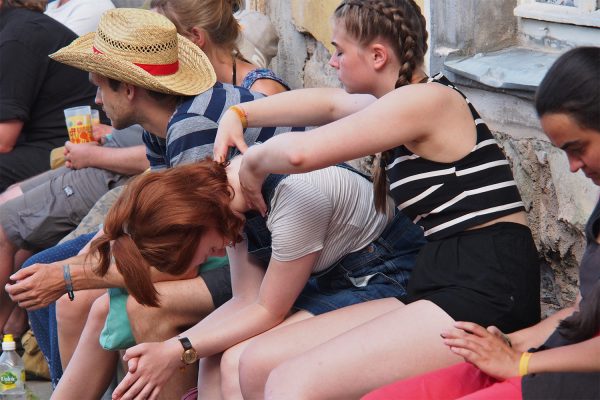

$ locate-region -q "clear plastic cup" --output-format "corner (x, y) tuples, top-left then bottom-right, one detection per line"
(91, 109), (100, 126)
(64, 105), (93, 144)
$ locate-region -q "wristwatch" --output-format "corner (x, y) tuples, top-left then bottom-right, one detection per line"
(178, 337), (198, 365)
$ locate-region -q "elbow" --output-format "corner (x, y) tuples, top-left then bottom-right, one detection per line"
(287, 148), (308, 169)
(0, 144), (14, 153)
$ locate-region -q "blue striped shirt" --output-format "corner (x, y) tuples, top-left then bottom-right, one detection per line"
(143, 82), (304, 169)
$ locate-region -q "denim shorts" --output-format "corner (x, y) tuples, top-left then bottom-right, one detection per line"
(294, 211), (425, 315)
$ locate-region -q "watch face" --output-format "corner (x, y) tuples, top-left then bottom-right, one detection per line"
(182, 349), (198, 364)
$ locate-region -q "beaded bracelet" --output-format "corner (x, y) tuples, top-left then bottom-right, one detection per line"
(519, 352), (532, 376)
(63, 264), (75, 301)
(229, 105), (248, 129)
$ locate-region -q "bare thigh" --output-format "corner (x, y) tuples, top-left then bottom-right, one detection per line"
(238, 298), (403, 397)
(265, 300), (462, 400)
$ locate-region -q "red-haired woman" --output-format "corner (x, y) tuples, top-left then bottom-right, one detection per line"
(87, 156), (425, 399)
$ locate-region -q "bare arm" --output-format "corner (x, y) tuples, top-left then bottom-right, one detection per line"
(0, 120), (23, 153)
(241, 87), (375, 127)
(213, 88), (375, 161)
(6, 233), (191, 309)
(442, 317), (599, 380)
(64, 143), (149, 175)
(508, 300), (579, 352)
(113, 241), (318, 399)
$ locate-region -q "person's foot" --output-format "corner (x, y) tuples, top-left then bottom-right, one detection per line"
(3, 305), (28, 338)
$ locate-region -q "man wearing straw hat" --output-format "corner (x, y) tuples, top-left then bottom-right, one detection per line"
(6, 7), (302, 393)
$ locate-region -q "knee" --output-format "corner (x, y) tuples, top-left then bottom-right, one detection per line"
(238, 342), (275, 399)
(55, 292), (96, 327)
(220, 346), (242, 399)
(265, 360), (310, 400)
(87, 294), (109, 331)
(126, 294), (169, 341)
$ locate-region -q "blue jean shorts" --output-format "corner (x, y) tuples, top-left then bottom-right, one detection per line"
(294, 211), (425, 315)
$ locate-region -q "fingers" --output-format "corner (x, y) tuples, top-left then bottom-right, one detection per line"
(235, 136), (249, 154)
(121, 376), (147, 400)
(149, 386), (161, 400)
(123, 345), (145, 362)
(134, 381), (157, 400)
(112, 372), (137, 399)
(10, 264), (41, 281)
(213, 142), (228, 164)
(127, 357), (139, 374)
(453, 321), (488, 337)
(249, 195), (268, 217)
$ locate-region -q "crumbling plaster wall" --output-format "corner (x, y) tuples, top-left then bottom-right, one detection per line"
(256, 0), (597, 316)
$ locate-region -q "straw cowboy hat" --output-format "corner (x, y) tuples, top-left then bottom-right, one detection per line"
(51, 8), (216, 96)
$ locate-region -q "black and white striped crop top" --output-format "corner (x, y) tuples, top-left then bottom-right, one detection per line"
(382, 73), (525, 241)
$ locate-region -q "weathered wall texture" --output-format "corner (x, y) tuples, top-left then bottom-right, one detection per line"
(259, 0), (598, 317)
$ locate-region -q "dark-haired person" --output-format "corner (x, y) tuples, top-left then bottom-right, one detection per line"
(0, 0), (99, 333)
(209, 0), (542, 398)
(364, 46), (600, 400)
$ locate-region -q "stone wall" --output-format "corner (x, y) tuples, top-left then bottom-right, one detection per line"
(256, 0), (598, 316)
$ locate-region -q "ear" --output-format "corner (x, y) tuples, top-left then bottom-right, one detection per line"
(188, 26), (207, 48)
(371, 43), (389, 71)
(123, 83), (136, 100)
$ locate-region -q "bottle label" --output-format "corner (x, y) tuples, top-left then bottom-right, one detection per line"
(0, 371), (17, 391)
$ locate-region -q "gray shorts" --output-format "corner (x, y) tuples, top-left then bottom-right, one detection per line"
(0, 166), (130, 251)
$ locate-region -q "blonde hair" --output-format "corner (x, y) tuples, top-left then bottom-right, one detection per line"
(334, 0), (428, 212)
(150, 0), (243, 53)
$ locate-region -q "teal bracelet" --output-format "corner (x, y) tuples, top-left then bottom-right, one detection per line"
(63, 264), (75, 301)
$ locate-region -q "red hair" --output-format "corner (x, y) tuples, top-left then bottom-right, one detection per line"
(89, 159), (244, 306)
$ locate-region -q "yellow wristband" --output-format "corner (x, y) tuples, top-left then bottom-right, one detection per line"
(519, 352), (532, 376)
(229, 105), (248, 129)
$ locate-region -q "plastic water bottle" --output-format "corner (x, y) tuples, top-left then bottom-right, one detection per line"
(0, 334), (25, 399)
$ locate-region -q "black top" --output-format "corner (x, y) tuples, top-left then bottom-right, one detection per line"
(0, 7), (97, 149)
(383, 73), (525, 241)
(580, 199), (600, 301)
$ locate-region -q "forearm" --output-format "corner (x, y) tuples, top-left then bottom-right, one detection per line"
(242, 88), (374, 127)
(176, 298), (285, 359)
(527, 336), (600, 374)
(0, 119), (23, 152)
(509, 306), (577, 351)
(69, 253), (196, 291)
(85, 145), (149, 175)
(67, 253), (123, 290)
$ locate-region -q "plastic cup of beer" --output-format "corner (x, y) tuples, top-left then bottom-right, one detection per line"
(91, 109), (100, 126)
(64, 106), (93, 144)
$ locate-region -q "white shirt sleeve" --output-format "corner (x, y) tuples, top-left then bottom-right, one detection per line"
(267, 178), (333, 262)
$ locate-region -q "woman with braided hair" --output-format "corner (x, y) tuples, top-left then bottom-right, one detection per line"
(211, 0), (541, 398)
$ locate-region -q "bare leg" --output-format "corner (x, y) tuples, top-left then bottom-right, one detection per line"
(0, 225), (19, 331)
(52, 294), (118, 400)
(238, 298), (402, 399)
(198, 354), (224, 400)
(13, 249), (31, 269)
(128, 277), (216, 400)
(56, 288), (105, 368)
(263, 300), (461, 400)
(2, 248), (33, 336)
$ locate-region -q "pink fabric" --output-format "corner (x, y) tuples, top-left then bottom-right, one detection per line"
(362, 362), (522, 400)
(181, 386), (197, 400)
